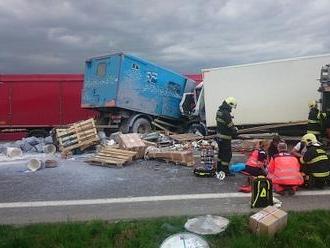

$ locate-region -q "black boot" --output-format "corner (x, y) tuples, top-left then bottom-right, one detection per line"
(223, 166), (235, 177)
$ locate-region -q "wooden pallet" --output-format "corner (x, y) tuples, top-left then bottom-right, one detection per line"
(170, 133), (203, 142)
(87, 147), (137, 167)
(147, 150), (195, 166)
(56, 118), (100, 152)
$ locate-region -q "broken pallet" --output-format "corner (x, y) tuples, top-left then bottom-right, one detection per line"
(87, 147), (137, 167)
(56, 118), (100, 152)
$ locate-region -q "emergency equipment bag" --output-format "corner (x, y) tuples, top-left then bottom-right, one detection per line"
(251, 176), (273, 208)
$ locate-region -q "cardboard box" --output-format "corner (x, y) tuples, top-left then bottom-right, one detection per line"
(118, 133), (146, 158)
(147, 150), (195, 166)
(249, 206), (287, 236)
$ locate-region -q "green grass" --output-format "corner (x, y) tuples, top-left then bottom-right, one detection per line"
(1, 210), (330, 247)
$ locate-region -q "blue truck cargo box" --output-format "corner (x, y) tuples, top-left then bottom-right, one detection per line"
(82, 53), (188, 119)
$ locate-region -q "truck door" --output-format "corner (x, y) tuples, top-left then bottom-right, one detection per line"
(82, 55), (121, 107)
(162, 80), (185, 118)
(0, 81), (10, 126)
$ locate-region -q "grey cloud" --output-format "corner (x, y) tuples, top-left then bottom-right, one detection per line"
(0, 0), (329, 74)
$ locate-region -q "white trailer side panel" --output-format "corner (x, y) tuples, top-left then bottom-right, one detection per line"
(203, 54), (330, 127)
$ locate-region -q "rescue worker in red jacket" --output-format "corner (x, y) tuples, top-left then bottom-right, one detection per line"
(267, 142), (304, 195)
(300, 133), (330, 188)
(243, 140), (268, 176)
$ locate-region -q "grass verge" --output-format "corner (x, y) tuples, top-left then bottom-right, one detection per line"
(1, 210), (330, 247)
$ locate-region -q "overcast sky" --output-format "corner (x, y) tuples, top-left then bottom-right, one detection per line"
(0, 0), (329, 74)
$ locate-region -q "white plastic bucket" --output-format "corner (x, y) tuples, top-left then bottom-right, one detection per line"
(27, 159), (44, 172)
(6, 147), (23, 158)
(43, 144), (56, 154)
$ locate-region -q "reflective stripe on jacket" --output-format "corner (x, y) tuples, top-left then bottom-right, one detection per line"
(307, 107), (321, 134)
(216, 101), (236, 140)
(300, 145), (330, 177)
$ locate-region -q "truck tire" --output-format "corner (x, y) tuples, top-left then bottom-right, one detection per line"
(187, 123), (207, 136)
(131, 118), (151, 134)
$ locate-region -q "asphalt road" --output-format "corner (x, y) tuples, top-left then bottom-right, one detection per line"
(0, 153), (247, 202)
(1, 152), (330, 224)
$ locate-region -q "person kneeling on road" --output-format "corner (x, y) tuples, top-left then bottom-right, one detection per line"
(215, 96), (238, 180)
(239, 140), (268, 193)
(267, 142), (304, 195)
(243, 140), (268, 177)
(300, 133), (330, 189)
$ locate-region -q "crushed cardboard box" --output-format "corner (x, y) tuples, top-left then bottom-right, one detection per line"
(249, 206), (287, 236)
(118, 133), (146, 159)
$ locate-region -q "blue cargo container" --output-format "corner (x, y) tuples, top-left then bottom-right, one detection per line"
(82, 53), (195, 133)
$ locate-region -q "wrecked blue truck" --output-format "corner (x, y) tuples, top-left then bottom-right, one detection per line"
(81, 53), (206, 134)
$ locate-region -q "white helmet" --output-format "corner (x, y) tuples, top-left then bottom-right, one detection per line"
(301, 133), (318, 145)
(308, 100), (317, 109)
(225, 96), (238, 109)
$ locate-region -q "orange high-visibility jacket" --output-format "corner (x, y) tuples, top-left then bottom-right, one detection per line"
(267, 152), (304, 185)
(246, 149), (266, 168)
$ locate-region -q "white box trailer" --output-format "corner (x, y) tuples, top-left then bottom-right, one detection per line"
(202, 54), (330, 128)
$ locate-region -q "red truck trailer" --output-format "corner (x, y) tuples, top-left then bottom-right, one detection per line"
(0, 74), (97, 139)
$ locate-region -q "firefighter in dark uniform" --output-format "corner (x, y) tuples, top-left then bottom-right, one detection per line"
(307, 100), (322, 139)
(300, 133), (330, 188)
(215, 96), (238, 180)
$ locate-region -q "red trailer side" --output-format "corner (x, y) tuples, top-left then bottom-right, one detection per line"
(0, 74), (96, 139)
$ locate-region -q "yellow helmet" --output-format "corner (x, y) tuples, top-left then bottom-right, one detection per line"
(225, 96), (238, 109)
(308, 100), (317, 109)
(301, 133), (317, 145)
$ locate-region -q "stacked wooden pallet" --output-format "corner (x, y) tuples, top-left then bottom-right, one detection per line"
(56, 118), (100, 152)
(87, 146), (137, 167)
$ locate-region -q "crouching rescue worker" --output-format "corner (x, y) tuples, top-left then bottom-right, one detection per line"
(300, 133), (330, 188)
(239, 140), (268, 193)
(243, 140), (268, 176)
(267, 142), (304, 195)
(215, 96), (238, 180)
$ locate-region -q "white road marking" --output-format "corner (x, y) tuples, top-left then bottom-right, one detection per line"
(1, 190), (330, 209)
(0, 193), (249, 208)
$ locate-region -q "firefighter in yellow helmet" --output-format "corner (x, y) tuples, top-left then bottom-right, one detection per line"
(307, 100), (322, 139)
(300, 133), (330, 188)
(215, 96), (238, 180)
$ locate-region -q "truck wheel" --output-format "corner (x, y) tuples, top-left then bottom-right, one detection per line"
(131, 118), (151, 134)
(187, 123), (207, 136)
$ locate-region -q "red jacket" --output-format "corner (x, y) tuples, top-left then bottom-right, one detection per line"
(267, 152), (304, 185)
(246, 149), (266, 168)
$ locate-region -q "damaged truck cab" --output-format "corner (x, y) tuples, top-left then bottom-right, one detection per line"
(82, 53), (204, 134)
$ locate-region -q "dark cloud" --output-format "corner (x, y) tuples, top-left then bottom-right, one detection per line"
(0, 0), (329, 74)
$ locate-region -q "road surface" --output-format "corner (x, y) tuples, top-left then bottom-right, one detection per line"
(0, 153), (329, 224)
